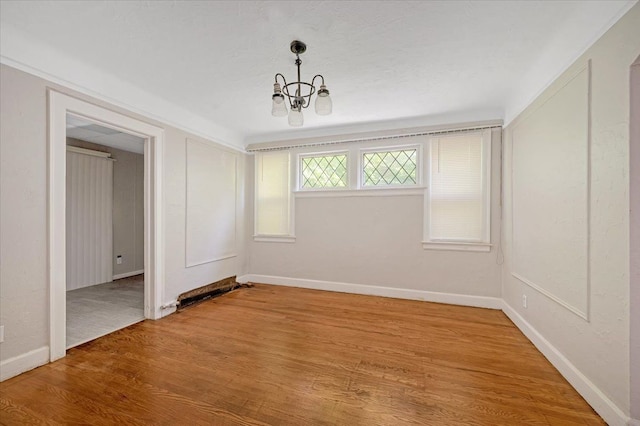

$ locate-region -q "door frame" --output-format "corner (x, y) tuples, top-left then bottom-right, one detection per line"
(48, 90), (165, 361)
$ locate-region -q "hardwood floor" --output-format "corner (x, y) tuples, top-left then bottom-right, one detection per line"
(0, 284), (603, 425)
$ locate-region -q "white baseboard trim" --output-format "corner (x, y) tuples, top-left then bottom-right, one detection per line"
(0, 346), (49, 382)
(501, 301), (630, 426)
(243, 274), (502, 310)
(112, 269), (144, 281)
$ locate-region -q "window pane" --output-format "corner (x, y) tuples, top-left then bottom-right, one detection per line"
(301, 154), (348, 188)
(363, 149), (417, 186)
(429, 134), (485, 241)
(256, 151), (290, 235)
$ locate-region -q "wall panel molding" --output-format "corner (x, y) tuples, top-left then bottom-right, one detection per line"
(185, 138), (238, 267)
(511, 61), (591, 320)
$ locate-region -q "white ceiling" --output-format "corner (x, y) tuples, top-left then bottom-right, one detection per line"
(0, 1), (636, 148)
(67, 115), (145, 154)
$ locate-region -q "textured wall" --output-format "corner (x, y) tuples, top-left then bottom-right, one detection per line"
(247, 128), (502, 299)
(630, 54), (640, 422)
(502, 4), (639, 416)
(0, 64), (247, 362)
(67, 138), (145, 278)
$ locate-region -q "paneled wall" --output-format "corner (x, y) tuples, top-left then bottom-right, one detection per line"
(67, 138), (144, 279)
(65, 151), (113, 290)
(502, 4), (639, 418)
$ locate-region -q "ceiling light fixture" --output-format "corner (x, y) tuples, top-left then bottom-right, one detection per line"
(272, 40), (332, 127)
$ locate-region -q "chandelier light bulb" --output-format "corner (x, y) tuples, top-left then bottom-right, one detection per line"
(271, 83), (288, 117)
(315, 85), (332, 116)
(288, 107), (304, 127)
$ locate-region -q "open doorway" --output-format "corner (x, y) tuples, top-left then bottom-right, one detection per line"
(49, 91), (165, 361)
(65, 115), (146, 348)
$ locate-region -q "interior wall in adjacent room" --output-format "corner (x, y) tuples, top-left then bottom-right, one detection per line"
(67, 138), (144, 279)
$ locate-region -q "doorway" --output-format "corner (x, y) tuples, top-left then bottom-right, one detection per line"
(48, 91), (165, 361)
(65, 115), (146, 348)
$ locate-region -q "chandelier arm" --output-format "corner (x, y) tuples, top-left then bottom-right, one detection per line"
(274, 73), (293, 108)
(311, 74), (325, 88)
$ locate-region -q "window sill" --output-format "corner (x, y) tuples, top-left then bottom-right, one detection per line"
(295, 187), (426, 198)
(422, 241), (491, 252)
(253, 235), (296, 243)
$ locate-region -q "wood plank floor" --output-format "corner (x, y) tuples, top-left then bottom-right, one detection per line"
(0, 284), (604, 425)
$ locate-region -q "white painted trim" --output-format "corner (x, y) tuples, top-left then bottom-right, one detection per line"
(501, 301), (630, 426)
(510, 62), (592, 323)
(512, 272), (588, 320)
(0, 53), (243, 152)
(422, 242), (492, 252)
(112, 269), (145, 281)
(253, 236), (296, 243)
(0, 346), (49, 382)
(294, 187), (425, 198)
(243, 274), (502, 310)
(236, 274), (250, 284)
(246, 119), (504, 147)
(49, 90), (165, 362)
(186, 254), (238, 268)
(503, 0), (638, 126)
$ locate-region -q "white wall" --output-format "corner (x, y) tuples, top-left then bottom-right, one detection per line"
(0, 64), (247, 363)
(502, 4), (639, 420)
(247, 128), (502, 300)
(630, 53), (640, 422)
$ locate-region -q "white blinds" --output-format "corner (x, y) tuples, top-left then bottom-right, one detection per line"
(66, 151), (114, 290)
(255, 151), (291, 236)
(428, 131), (489, 242)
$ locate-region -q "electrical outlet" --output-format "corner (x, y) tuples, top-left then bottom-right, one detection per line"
(0, 325), (4, 343)
(116, 255), (122, 265)
(522, 294), (528, 308)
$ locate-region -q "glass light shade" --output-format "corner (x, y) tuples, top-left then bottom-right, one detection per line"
(288, 108), (304, 127)
(271, 95), (288, 117)
(315, 93), (332, 115)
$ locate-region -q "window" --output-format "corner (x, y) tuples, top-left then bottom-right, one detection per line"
(300, 153), (348, 189)
(255, 151), (293, 240)
(362, 148), (418, 187)
(424, 130), (491, 251)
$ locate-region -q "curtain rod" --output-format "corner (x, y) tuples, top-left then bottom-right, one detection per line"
(66, 145), (116, 161)
(246, 124), (502, 152)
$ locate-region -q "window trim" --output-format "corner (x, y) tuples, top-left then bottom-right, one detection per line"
(297, 149), (350, 191)
(358, 144), (422, 189)
(422, 129), (492, 250)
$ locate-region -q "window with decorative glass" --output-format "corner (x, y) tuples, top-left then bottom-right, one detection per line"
(299, 152), (348, 189)
(361, 147), (419, 187)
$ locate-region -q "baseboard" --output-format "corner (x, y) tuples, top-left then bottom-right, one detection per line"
(501, 301), (630, 426)
(243, 274), (502, 310)
(0, 346), (49, 382)
(112, 269), (144, 281)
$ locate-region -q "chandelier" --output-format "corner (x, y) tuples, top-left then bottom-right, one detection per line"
(271, 40), (332, 127)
